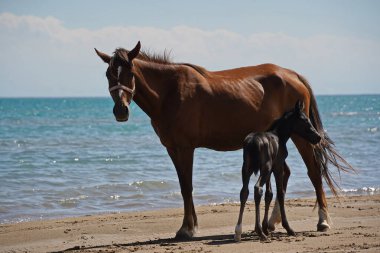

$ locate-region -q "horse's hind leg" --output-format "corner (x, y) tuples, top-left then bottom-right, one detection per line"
(274, 165), (295, 236)
(254, 167), (271, 241)
(262, 176), (273, 236)
(292, 135), (331, 232)
(268, 162), (290, 231)
(234, 161), (253, 242)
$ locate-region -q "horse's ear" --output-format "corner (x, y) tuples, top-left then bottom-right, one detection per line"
(95, 48), (111, 64)
(128, 41), (141, 61)
(295, 100), (304, 112)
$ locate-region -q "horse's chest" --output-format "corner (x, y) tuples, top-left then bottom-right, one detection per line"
(151, 121), (170, 147)
(150, 120), (190, 148)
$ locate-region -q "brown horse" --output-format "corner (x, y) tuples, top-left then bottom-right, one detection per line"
(95, 41), (353, 239)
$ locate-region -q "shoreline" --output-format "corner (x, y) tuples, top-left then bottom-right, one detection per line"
(1, 195), (380, 253)
(2, 191), (379, 226)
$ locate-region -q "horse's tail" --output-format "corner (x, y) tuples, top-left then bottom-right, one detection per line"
(298, 75), (355, 197)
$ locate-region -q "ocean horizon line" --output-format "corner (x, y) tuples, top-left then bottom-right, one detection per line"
(1, 93), (380, 99)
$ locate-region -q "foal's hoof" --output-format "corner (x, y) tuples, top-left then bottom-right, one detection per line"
(287, 229), (296, 237)
(262, 227), (270, 236)
(175, 227), (195, 240)
(234, 233), (242, 242)
(260, 235), (271, 242)
(317, 221), (330, 232)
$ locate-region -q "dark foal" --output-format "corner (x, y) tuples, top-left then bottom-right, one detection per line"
(234, 100), (322, 241)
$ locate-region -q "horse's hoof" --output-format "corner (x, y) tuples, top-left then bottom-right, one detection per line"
(175, 227), (195, 240)
(317, 222), (330, 232)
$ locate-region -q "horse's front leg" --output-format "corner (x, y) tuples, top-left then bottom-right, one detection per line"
(167, 147), (197, 239)
(274, 164), (295, 236)
(268, 162), (290, 231)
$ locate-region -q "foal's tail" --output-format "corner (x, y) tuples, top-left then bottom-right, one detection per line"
(298, 75), (355, 197)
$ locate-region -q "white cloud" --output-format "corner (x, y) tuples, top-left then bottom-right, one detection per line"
(0, 12), (379, 96)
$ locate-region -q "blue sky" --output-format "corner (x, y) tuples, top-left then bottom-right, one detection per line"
(0, 0), (379, 96)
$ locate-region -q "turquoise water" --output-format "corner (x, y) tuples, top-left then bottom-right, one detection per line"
(0, 95), (379, 223)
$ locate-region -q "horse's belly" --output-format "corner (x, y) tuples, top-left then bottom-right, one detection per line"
(198, 117), (270, 151)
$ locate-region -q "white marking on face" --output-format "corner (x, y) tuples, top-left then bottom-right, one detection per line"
(117, 66), (122, 79)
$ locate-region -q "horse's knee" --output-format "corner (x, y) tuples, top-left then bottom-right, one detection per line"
(240, 187), (249, 202)
(265, 188), (273, 203)
(254, 185), (263, 200)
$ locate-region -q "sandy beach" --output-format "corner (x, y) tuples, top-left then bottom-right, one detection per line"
(1, 194), (379, 253)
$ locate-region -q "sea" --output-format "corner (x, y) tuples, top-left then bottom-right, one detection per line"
(0, 95), (379, 224)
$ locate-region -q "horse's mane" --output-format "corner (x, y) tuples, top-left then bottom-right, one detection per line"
(113, 48), (209, 77)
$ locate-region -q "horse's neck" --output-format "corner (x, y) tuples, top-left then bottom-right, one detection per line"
(272, 121), (292, 145)
(133, 60), (176, 120)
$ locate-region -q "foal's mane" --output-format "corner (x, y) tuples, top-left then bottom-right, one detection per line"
(113, 48), (209, 77)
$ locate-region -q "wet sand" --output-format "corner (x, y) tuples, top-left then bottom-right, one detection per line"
(1, 195), (379, 253)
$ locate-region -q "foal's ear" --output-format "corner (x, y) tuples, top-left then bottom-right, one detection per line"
(295, 100), (304, 112)
(128, 41), (141, 61)
(94, 48), (111, 64)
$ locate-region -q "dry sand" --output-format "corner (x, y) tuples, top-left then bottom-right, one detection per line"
(1, 195), (379, 253)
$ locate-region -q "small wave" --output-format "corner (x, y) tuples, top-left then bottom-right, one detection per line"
(341, 187), (380, 195)
(128, 180), (174, 191)
(110, 194), (120, 200)
(331, 111), (358, 117)
(59, 195), (88, 207)
(367, 127), (378, 133)
(163, 191), (182, 200)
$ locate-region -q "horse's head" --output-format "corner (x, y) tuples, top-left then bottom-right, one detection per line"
(95, 41), (141, 122)
(290, 100), (322, 144)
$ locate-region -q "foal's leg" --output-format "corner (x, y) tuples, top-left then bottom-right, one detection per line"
(234, 161), (254, 242)
(262, 176), (273, 236)
(274, 165), (295, 236)
(268, 162), (290, 231)
(254, 166), (271, 241)
(167, 147), (197, 239)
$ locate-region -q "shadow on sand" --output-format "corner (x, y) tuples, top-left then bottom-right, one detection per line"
(51, 230), (320, 252)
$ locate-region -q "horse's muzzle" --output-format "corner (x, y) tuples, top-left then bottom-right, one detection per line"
(113, 103), (130, 122)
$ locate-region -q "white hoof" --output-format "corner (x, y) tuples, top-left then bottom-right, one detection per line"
(234, 224), (242, 242)
(234, 233), (241, 242)
(317, 208), (332, 232)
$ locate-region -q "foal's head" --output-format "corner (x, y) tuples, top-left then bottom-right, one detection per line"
(95, 41), (141, 122)
(285, 100), (321, 144)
